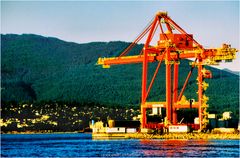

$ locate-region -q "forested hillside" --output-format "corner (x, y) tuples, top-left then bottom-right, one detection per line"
(1, 34), (239, 116)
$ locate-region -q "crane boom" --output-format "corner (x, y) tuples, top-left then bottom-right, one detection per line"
(97, 46), (237, 68)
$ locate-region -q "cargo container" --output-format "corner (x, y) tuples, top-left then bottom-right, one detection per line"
(168, 125), (190, 133)
(106, 127), (126, 133)
(93, 128), (105, 133)
(209, 118), (217, 129)
(126, 128), (137, 133)
(225, 120), (229, 128)
(218, 119), (225, 128)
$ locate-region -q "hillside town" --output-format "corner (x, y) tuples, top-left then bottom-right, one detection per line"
(0, 103), (140, 133)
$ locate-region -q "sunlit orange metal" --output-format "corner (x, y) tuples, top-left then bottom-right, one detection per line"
(198, 60), (203, 130)
(178, 58), (197, 101)
(141, 16), (159, 128)
(172, 62), (179, 125)
(166, 48), (172, 123)
(144, 51), (166, 103)
(163, 15), (203, 49)
(97, 11), (238, 130)
(119, 19), (154, 57)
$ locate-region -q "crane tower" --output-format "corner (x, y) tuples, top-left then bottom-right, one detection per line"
(97, 12), (238, 131)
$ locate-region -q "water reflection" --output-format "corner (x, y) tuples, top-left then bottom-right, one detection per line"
(2, 134), (238, 157)
(140, 139), (209, 157)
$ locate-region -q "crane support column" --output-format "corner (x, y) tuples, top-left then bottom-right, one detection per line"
(141, 48), (148, 128)
(172, 61), (179, 124)
(141, 16), (159, 128)
(166, 48), (172, 123)
(198, 59), (203, 131)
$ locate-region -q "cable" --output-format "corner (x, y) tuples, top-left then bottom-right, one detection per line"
(118, 16), (155, 57)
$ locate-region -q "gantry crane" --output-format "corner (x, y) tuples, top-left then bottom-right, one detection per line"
(97, 12), (238, 131)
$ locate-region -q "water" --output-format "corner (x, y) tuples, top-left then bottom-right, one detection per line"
(1, 133), (239, 157)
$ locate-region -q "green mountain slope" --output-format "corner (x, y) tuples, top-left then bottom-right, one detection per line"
(1, 34), (239, 116)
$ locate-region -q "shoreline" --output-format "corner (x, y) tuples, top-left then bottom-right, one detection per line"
(1, 131), (87, 134)
(92, 132), (240, 140)
(2, 131), (239, 140)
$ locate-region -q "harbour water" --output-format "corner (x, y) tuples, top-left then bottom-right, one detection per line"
(1, 133), (239, 157)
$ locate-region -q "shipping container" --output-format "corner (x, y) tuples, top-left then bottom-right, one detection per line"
(106, 127), (126, 133)
(126, 128), (137, 133)
(225, 120), (229, 128)
(209, 118), (217, 129)
(168, 125), (190, 133)
(217, 119), (225, 128)
(93, 128), (105, 133)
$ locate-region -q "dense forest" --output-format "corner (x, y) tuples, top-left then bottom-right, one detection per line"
(1, 34), (239, 127)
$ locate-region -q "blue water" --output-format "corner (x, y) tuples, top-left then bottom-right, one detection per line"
(1, 133), (239, 157)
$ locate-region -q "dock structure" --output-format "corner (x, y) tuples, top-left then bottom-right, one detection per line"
(91, 120), (239, 140)
(92, 132), (239, 140)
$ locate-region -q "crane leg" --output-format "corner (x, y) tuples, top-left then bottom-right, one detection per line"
(166, 49), (172, 124)
(172, 62), (179, 125)
(141, 49), (148, 128)
(198, 60), (203, 131)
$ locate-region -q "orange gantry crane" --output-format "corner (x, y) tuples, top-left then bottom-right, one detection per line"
(97, 12), (238, 131)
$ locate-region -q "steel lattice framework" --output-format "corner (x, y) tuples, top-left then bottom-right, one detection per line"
(97, 12), (238, 131)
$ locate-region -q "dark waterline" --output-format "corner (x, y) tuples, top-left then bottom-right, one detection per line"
(1, 133), (239, 157)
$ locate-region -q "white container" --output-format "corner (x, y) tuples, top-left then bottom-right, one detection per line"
(92, 127), (106, 133)
(106, 127), (126, 133)
(126, 128), (137, 133)
(168, 125), (190, 133)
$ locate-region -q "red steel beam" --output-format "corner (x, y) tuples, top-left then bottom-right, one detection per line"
(141, 16), (159, 128)
(163, 15), (203, 49)
(119, 18), (155, 57)
(166, 48), (172, 123)
(101, 49), (219, 66)
(172, 62), (179, 124)
(177, 58), (197, 101)
(144, 51), (166, 102)
(141, 103), (199, 109)
(198, 60), (203, 130)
